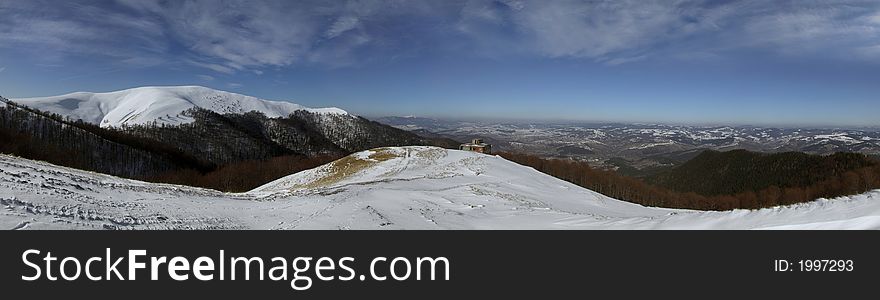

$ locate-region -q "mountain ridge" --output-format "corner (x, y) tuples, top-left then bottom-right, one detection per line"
(1, 91), (448, 188)
(11, 86), (348, 128)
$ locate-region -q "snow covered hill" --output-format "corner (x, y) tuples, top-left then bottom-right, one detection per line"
(2, 146), (879, 230)
(10, 86), (347, 127)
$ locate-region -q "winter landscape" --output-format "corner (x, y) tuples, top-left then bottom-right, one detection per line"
(4, 145), (879, 230)
(1, 86), (879, 230)
(2, 1), (880, 230)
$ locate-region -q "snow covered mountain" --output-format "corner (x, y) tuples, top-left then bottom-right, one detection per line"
(2, 146), (879, 230)
(11, 86), (347, 127)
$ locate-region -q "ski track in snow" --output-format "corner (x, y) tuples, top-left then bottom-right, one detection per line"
(2, 146), (880, 230)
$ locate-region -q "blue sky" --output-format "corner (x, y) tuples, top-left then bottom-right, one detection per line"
(1, 0), (879, 127)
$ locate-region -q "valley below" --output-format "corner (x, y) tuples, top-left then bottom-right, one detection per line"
(377, 116), (880, 176)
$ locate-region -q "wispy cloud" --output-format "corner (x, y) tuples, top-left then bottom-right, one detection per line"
(187, 60), (237, 74)
(325, 16), (361, 39)
(456, 0), (880, 64)
(0, 0), (430, 73)
(1, 0), (879, 74)
(227, 83), (243, 88)
(602, 55), (648, 66)
(0, 2), (167, 63)
(114, 0), (431, 72)
(456, 0), (699, 60)
(0, 67), (5, 73)
(734, 1), (880, 59)
(854, 44), (880, 60)
(197, 75), (215, 81)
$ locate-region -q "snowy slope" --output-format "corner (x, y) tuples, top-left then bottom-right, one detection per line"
(10, 86), (347, 127)
(2, 146), (880, 230)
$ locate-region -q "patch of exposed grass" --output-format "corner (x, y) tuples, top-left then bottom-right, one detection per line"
(295, 148), (402, 189)
(368, 148), (398, 162)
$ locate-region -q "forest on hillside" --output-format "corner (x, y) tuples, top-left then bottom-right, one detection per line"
(0, 96), (445, 191)
(499, 151), (880, 210)
(647, 149), (876, 196)
(0, 98), (212, 178)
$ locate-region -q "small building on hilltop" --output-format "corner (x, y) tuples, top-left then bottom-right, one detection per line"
(460, 138), (492, 154)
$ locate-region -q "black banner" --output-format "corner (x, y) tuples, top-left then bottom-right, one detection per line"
(1, 231), (876, 298)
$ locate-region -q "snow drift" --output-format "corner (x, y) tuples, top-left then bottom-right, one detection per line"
(1, 146), (879, 230)
(10, 86), (347, 127)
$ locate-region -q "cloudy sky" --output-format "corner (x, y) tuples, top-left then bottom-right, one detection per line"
(1, 0), (878, 127)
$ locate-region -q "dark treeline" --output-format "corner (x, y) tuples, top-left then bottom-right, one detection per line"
(499, 151), (880, 210)
(147, 154), (342, 192)
(122, 109), (328, 166)
(648, 149), (876, 196)
(291, 111), (433, 152)
(122, 108), (447, 165)
(0, 98), (212, 178)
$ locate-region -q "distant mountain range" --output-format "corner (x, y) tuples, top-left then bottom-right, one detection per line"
(375, 116), (880, 174)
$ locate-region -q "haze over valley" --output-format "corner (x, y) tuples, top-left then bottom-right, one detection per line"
(377, 116), (880, 176)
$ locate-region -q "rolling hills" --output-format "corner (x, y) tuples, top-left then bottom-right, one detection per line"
(2, 147), (879, 230)
(377, 117), (880, 174)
